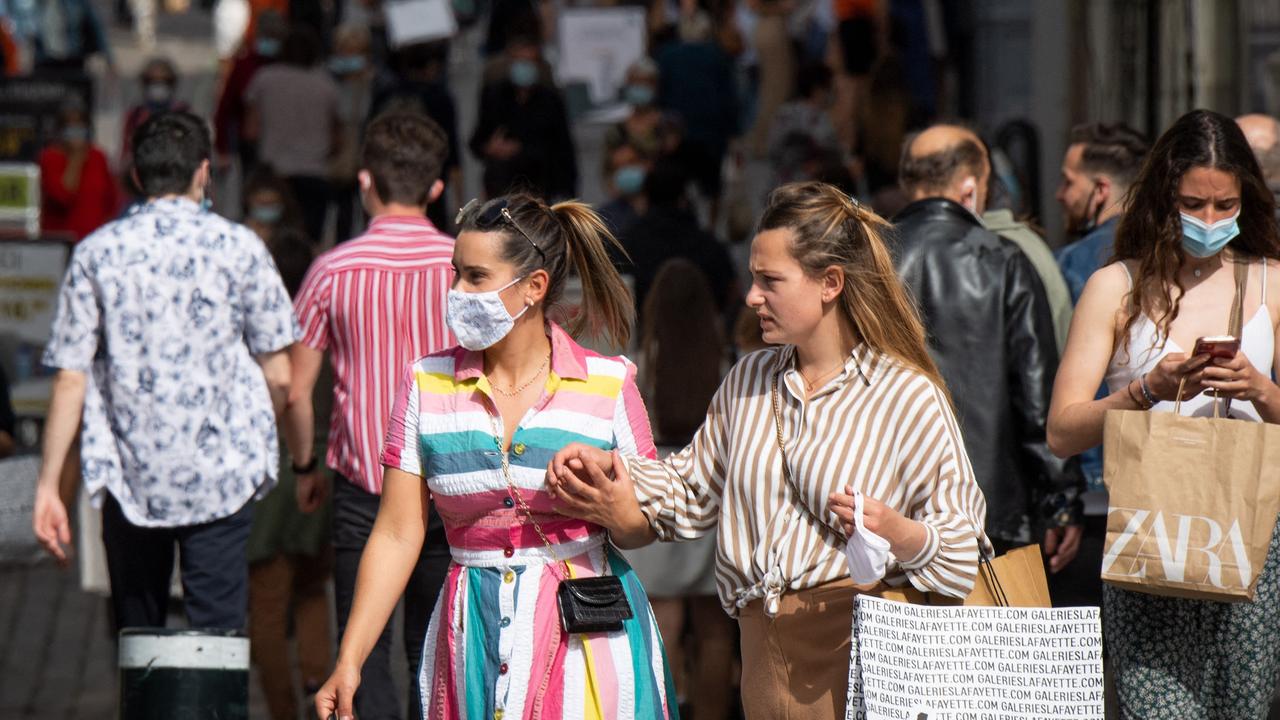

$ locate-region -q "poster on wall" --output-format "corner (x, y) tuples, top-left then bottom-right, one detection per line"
(0, 240), (71, 345)
(557, 7), (647, 106)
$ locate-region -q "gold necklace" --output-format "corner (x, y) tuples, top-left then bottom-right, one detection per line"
(800, 360), (845, 391)
(489, 354), (551, 397)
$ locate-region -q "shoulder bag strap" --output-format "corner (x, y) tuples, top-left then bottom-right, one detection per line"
(1220, 261), (1249, 418)
(771, 373), (846, 542)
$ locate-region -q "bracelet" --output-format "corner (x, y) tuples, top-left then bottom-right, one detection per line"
(291, 456), (318, 474)
(1139, 373), (1159, 407)
(1126, 380), (1148, 409)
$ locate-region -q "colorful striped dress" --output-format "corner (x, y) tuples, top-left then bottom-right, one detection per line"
(381, 323), (680, 720)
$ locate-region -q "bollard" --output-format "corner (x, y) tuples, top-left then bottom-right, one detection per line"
(119, 628), (250, 720)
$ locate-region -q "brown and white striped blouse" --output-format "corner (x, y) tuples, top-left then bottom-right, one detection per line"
(627, 343), (991, 617)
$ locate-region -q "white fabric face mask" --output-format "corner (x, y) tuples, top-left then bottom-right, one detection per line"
(446, 276), (528, 350)
(843, 490), (892, 584)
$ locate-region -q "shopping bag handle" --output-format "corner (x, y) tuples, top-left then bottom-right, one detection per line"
(1174, 376), (1224, 418)
(977, 552), (1009, 608)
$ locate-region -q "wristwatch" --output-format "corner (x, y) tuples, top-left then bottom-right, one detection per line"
(292, 456), (319, 475)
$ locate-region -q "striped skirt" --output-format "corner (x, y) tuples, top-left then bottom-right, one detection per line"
(418, 537), (680, 720)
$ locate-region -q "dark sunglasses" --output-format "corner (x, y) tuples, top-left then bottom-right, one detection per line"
(456, 198), (546, 264)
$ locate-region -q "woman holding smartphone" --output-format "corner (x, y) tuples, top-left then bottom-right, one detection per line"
(313, 194), (678, 720)
(1047, 109), (1280, 716)
(548, 182), (990, 719)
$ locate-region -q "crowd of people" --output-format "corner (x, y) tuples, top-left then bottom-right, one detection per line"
(12, 1), (1280, 720)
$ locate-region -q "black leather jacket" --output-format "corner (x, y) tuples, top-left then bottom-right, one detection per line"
(892, 198), (1083, 543)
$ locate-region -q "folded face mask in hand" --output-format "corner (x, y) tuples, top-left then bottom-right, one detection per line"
(844, 491), (892, 584)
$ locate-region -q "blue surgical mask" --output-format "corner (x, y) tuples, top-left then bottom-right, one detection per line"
(623, 83), (655, 106)
(256, 37), (281, 57)
(509, 59), (539, 88)
(63, 126), (89, 143)
(328, 55), (366, 75)
(250, 204), (284, 224)
(1180, 210), (1241, 259)
(144, 82), (174, 105)
(612, 165), (646, 196)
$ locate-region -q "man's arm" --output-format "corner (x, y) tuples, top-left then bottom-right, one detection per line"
(283, 343), (323, 468)
(33, 370), (87, 564)
(256, 349), (291, 418)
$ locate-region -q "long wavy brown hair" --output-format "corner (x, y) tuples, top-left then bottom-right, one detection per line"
(1113, 109), (1280, 349)
(640, 259), (724, 445)
(758, 182), (950, 399)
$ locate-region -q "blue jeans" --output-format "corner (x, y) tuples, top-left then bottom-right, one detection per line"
(102, 492), (253, 632)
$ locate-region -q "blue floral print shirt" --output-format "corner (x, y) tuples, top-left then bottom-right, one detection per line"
(43, 198), (299, 527)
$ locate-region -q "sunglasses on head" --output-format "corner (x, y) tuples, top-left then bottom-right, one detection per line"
(456, 198), (546, 264)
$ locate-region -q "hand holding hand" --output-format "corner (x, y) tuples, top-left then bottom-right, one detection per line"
(546, 450), (636, 528)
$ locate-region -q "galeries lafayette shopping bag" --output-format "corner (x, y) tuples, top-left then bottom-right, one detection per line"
(1101, 406), (1280, 601)
(846, 596), (1104, 720)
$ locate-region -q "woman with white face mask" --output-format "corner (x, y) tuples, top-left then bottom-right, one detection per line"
(314, 194), (679, 720)
(1048, 109), (1280, 717)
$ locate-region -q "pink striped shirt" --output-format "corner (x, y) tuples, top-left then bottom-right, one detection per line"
(294, 215), (456, 494)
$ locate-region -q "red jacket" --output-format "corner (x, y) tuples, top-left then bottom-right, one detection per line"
(39, 145), (121, 241)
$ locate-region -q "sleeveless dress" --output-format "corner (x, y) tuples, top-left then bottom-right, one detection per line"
(1103, 260), (1280, 718)
(381, 324), (679, 720)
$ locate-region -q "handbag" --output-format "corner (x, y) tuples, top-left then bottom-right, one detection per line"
(771, 374), (1051, 608)
(491, 416), (633, 633)
(1100, 261), (1280, 601)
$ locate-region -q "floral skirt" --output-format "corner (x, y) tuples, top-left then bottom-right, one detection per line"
(1104, 516), (1280, 718)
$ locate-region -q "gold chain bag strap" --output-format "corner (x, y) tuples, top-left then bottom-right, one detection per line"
(770, 373), (847, 542)
(490, 414), (633, 633)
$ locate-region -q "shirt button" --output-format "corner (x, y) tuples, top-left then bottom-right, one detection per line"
(503, 497), (514, 509)
(494, 710), (504, 720)
(500, 662), (509, 675)
(513, 442), (526, 456)
(501, 616), (511, 628)
(503, 571), (515, 584)
(503, 546), (515, 558)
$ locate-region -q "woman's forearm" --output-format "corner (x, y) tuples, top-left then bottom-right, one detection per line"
(335, 520), (425, 669)
(887, 519), (928, 562)
(1250, 382), (1280, 424)
(607, 498), (658, 549)
(1049, 380), (1147, 458)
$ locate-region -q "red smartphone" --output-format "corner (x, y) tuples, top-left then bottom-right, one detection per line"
(1192, 335), (1240, 359)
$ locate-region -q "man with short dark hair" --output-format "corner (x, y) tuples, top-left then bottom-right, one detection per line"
(32, 110), (298, 632)
(286, 111), (454, 720)
(1054, 122), (1148, 302)
(892, 124), (1084, 574)
(1050, 122), (1147, 608)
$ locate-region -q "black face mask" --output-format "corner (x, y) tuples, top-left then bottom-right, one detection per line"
(1071, 182), (1103, 236)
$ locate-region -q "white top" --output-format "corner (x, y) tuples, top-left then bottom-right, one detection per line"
(1105, 260), (1273, 421)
